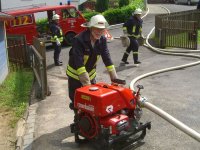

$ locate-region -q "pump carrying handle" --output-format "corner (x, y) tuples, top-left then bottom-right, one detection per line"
(112, 79), (126, 85)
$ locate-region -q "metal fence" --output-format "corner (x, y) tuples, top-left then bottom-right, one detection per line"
(155, 9), (200, 49)
(30, 37), (50, 99)
(7, 34), (29, 70)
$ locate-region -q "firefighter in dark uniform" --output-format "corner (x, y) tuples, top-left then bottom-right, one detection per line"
(121, 8), (143, 65)
(50, 14), (63, 66)
(66, 14), (118, 109)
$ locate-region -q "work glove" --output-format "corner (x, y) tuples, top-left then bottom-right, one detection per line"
(120, 35), (130, 47)
(108, 67), (118, 81)
(123, 29), (127, 35)
(56, 39), (61, 46)
(79, 72), (91, 86)
(138, 35), (145, 46)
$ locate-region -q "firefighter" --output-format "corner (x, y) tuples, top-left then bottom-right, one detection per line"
(66, 14), (118, 110)
(121, 8), (143, 65)
(50, 14), (63, 66)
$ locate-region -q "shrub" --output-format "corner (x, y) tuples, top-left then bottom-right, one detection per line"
(103, 4), (137, 24)
(36, 18), (49, 34)
(83, 11), (100, 21)
(119, 0), (129, 8)
(95, 0), (109, 13)
(82, 0), (144, 25)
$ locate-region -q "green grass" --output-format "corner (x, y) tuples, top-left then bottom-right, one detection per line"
(160, 31), (198, 48)
(0, 69), (33, 127)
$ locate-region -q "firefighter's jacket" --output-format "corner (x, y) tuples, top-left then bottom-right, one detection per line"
(123, 16), (143, 39)
(66, 29), (115, 81)
(49, 22), (63, 42)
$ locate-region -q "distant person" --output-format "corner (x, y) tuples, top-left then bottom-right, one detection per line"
(121, 8), (143, 65)
(50, 14), (63, 66)
(197, 0), (200, 9)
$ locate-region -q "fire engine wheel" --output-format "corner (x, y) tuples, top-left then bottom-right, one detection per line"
(64, 32), (76, 45)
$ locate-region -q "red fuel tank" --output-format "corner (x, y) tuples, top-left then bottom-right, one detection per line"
(74, 83), (136, 117)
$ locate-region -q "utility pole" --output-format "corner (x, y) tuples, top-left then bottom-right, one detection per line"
(0, 0), (2, 11)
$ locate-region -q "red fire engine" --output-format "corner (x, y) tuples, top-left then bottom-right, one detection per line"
(4, 4), (87, 45)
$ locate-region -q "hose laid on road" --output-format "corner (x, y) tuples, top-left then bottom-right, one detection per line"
(129, 6), (200, 142)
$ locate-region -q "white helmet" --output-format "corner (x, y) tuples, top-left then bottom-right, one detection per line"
(133, 8), (142, 15)
(52, 14), (60, 20)
(81, 14), (109, 29)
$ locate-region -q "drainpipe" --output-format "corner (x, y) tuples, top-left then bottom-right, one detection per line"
(0, 0), (2, 11)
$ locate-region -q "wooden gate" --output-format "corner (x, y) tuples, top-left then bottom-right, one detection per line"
(160, 20), (197, 49)
(30, 37), (50, 99)
(7, 34), (29, 69)
(155, 9), (200, 50)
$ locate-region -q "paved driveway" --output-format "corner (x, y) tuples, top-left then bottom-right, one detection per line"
(31, 4), (200, 150)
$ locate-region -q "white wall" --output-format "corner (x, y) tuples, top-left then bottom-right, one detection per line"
(1, 0), (80, 11)
(0, 22), (8, 84)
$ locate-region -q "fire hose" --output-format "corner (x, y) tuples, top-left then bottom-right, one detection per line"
(129, 6), (200, 142)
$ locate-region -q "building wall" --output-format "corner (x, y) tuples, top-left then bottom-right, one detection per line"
(0, 21), (8, 84)
(1, 0), (80, 11)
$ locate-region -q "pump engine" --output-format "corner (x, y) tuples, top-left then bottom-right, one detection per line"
(70, 80), (151, 150)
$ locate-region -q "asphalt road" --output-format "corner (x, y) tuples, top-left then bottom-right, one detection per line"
(33, 4), (200, 150)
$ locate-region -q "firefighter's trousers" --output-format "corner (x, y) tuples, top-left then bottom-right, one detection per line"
(121, 37), (139, 63)
(53, 42), (62, 64)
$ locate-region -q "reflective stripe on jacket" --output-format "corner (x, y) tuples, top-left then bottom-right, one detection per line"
(49, 22), (63, 42)
(66, 29), (115, 81)
(123, 16), (143, 39)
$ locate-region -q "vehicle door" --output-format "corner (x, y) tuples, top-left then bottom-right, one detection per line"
(59, 7), (86, 35)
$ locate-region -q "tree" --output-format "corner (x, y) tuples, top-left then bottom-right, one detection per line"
(95, 0), (109, 13)
(119, 0), (129, 8)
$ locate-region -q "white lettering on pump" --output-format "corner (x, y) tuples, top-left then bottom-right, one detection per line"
(77, 103), (94, 112)
(106, 105), (114, 113)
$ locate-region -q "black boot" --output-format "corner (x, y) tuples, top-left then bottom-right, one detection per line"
(73, 109), (88, 144)
(121, 53), (129, 64)
(69, 102), (74, 110)
(133, 54), (141, 64)
(55, 62), (63, 66)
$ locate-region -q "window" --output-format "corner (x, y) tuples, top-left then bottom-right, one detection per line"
(62, 8), (78, 19)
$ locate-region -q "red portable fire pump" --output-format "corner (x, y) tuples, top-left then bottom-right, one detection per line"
(70, 79), (151, 150)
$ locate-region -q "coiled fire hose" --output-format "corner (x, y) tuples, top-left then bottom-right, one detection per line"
(129, 7), (200, 142)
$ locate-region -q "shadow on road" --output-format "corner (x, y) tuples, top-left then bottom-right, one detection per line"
(31, 126), (94, 150)
(46, 64), (55, 70)
(115, 63), (137, 72)
(30, 125), (146, 150)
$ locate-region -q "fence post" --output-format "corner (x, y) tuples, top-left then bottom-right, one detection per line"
(39, 59), (45, 99)
(158, 28), (162, 48)
(32, 38), (51, 99)
(144, 0), (147, 11)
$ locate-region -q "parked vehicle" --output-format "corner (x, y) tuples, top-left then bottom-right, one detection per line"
(4, 4), (87, 45)
(174, 0), (199, 5)
(197, 0), (200, 9)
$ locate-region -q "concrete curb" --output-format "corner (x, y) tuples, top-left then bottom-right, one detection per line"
(15, 80), (36, 150)
(15, 110), (28, 150)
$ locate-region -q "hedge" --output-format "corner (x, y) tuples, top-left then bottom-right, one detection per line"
(83, 11), (99, 21)
(36, 0), (144, 33)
